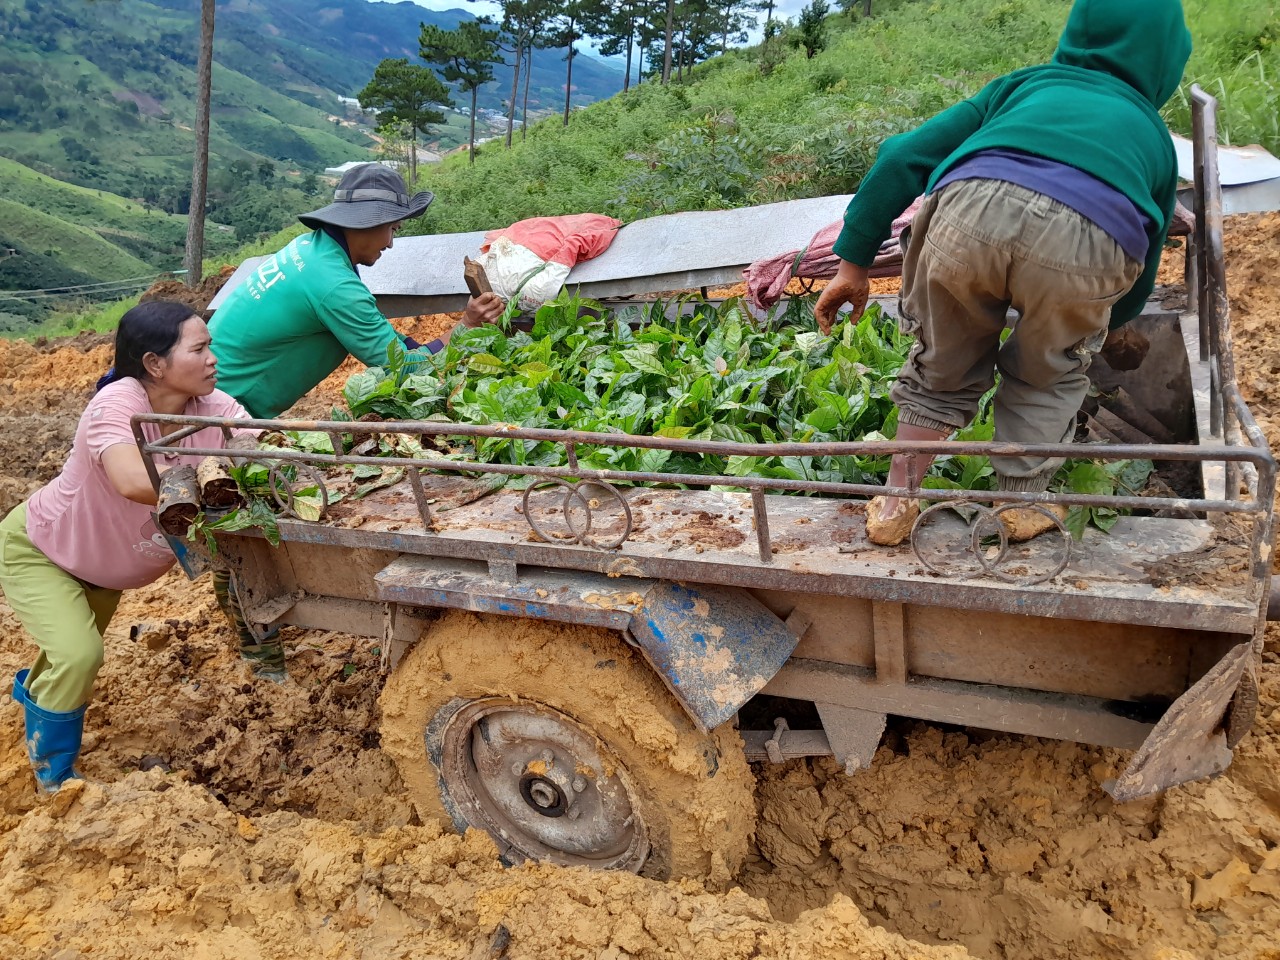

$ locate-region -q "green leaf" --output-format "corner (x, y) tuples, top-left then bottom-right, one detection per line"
(1065, 462), (1113, 496)
(1090, 507), (1121, 533)
(468, 353), (507, 375)
(1064, 506), (1090, 541)
(292, 495), (324, 521)
(354, 467), (406, 499)
(285, 431), (334, 454)
(1108, 459), (1155, 494)
(655, 425), (695, 439)
(517, 361), (557, 386)
(635, 447), (673, 473)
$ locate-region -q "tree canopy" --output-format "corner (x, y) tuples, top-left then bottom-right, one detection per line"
(421, 19), (503, 165)
(359, 57), (453, 183)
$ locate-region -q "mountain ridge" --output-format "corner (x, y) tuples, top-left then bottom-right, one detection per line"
(0, 0), (623, 310)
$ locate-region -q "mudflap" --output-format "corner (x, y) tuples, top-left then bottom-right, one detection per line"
(627, 581), (799, 733)
(162, 529), (213, 581)
(1106, 642), (1253, 802)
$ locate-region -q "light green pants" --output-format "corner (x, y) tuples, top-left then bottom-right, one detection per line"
(0, 503), (120, 712)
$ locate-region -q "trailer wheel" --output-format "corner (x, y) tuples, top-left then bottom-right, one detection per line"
(379, 611), (755, 881)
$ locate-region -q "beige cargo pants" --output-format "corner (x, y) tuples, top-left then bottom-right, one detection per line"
(893, 179), (1143, 490)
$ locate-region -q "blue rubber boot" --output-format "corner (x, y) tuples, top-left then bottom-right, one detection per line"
(11, 670), (86, 793)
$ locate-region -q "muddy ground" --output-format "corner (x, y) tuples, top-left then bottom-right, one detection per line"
(1, 217), (1279, 959)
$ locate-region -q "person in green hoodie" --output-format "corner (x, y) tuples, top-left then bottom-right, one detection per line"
(210, 163), (505, 420)
(815, 0), (1192, 546)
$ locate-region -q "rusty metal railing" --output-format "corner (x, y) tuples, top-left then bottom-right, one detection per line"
(131, 409), (1275, 587)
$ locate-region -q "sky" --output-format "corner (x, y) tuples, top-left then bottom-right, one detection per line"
(378, 0), (814, 48)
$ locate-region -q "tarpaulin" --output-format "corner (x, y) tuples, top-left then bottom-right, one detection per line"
(744, 196), (1196, 313)
(744, 198), (922, 311)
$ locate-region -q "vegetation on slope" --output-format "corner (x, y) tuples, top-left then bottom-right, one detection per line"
(12, 0), (1278, 336)
(410, 0), (1280, 235)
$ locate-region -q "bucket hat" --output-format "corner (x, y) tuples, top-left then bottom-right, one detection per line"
(299, 163), (434, 230)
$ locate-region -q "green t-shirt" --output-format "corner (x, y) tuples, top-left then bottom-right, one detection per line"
(210, 229), (426, 418)
(832, 0), (1192, 329)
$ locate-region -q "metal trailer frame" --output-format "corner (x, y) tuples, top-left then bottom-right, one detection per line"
(134, 90), (1273, 848)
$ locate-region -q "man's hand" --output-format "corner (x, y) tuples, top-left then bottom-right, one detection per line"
(814, 259), (870, 335)
(462, 292), (506, 329)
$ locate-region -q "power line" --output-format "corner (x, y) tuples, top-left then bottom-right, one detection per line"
(0, 271), (191, 306)
(1, 283), (150, 305)
(0, 270), (186, 298)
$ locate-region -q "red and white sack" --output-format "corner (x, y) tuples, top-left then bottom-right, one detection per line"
(479, 213), (622, 310)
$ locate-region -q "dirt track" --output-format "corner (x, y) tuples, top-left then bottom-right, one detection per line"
(1, 217), (1279, 959)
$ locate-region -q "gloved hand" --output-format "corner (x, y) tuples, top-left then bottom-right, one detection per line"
(1099, 326), (1150, 371)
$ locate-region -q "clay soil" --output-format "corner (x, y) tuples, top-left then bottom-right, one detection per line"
(2, 219), (1280, 959)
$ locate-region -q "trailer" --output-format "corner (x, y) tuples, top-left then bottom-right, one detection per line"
(135, 89), (1275, 881)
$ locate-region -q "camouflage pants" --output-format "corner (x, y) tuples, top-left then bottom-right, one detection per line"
(212, 568), (286, 677)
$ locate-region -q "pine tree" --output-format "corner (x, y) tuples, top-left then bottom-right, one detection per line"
(421, 19), (502, 165)
(359, 58), (453, 184)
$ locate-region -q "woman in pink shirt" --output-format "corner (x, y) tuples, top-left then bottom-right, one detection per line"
(0, 300), (253, 793)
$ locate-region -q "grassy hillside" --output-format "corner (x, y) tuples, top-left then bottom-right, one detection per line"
(0, 0), (627, 304)
(0, 153), (244, 330)
(0, 29), (375, 203)
(0, 198), (162, 332)
(0, 200), (158, 282)
(0, 0), (625, 205)
(17, 0), (1278, 339)
(0, 154), (218, 259)
(410, 0), (1280, 235)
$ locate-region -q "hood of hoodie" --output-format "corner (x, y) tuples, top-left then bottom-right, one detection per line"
(1052, 0), (1191, 108)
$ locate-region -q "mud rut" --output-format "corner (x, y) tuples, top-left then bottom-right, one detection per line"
(1, 217), (1279, 959)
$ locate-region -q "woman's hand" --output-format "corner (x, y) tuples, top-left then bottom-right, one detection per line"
(814, 259), (871, 335)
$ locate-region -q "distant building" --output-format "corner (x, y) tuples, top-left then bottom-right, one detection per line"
(324, 160), (397, 177)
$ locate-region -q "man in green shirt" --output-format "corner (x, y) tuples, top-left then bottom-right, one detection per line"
(210, 163), (504, 418)
(815, 0), (1191, 546)
(206, 164), (503, 682)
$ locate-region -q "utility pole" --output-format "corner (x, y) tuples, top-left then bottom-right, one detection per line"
(183, 0), (215, 289)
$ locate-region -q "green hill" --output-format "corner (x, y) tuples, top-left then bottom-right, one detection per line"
(0, 0), (626, 309)
(11, 0), (1277, 338)
(0, 197), (161, 331)
(0, 0), (625, 206)
(0, 154), (204, 260)
(0, 153), (246, 330)
(0, 198), (156, 280)
(410, 0), (1279, 235)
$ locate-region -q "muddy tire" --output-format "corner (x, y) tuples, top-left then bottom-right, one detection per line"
(379, 611), (755, 882)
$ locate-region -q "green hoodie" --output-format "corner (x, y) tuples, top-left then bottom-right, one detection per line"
(832, 0), (1192, 328)
(210, 229), (430, 418)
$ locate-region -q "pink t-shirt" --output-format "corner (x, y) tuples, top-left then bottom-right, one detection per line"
(25, 379), (253, 591)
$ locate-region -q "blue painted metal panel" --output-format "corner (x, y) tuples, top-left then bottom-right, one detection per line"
(628, 581), (799, 732)
(163, 530), (211, 581)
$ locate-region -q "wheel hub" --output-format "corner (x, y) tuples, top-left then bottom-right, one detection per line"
(434, 698), (650, 871)
(519, 773), (567, 817)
